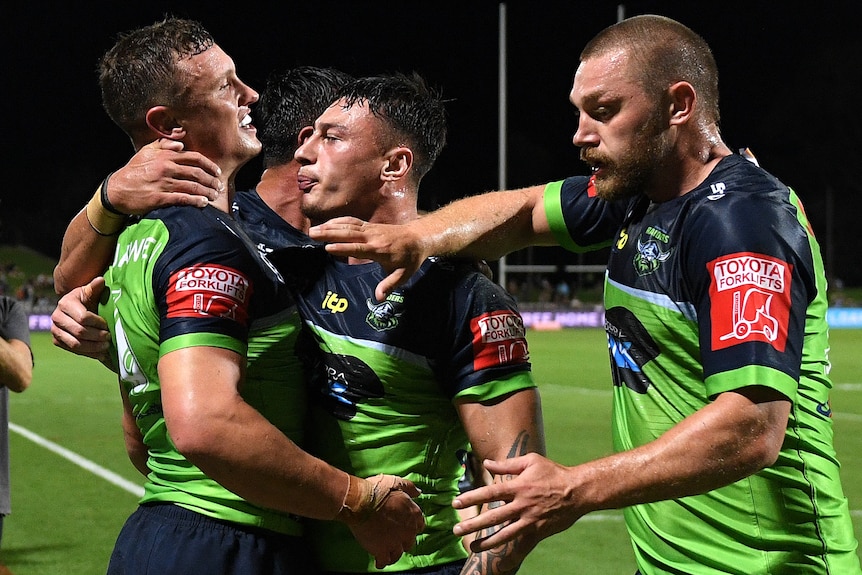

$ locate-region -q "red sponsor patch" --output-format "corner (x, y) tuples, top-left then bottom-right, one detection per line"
(165, 264), (252, 325)
(707, 252), (792, 352)
(587, 175), (598, 198)
(471, 311), (530, 370)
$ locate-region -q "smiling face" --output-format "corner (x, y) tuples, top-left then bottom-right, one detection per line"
(170, 44), (261, 176)
(570, 49), (672, 202)
(294, 98), (390, 225)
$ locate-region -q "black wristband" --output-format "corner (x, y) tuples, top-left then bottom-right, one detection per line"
(100, 172), (127, 216)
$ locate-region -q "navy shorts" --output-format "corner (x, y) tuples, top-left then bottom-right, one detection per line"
(107, 503), (316, 575)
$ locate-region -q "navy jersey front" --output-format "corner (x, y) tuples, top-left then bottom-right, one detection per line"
(270, 246), (535, 572)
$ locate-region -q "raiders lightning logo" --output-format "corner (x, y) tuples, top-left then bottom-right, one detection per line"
(633, 227), (674, 276)
(366, 292), (405, 331)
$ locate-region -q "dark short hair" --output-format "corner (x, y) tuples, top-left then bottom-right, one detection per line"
(257, 66), (353, 168)
(98, 17), (215, 136)
(337, 72), (447, 181)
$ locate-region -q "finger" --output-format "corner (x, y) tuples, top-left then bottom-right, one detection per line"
(156, 192), (212, 209)
(452, 498), (514, 535)
(391, 478), (421, 498)
(320, 216), (366, 228)
(159, 171), (222, 203)
(468, 521), (521, 552)
(80, 277), (106, 307)
(452, 487), (508, 512)
(323, 241), (371, 258)
(152, 142), (221, 179)
(482, 457), (529, 476)
(375, 269), (409, 303)
(51, 328), (109, 356)
(308, 217), (366, 240)
(153, 138), (184, 151)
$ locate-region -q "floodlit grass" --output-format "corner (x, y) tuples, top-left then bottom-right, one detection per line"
(2, 329), (860, 574)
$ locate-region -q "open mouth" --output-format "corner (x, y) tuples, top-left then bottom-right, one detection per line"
(240, 113), (253, 129)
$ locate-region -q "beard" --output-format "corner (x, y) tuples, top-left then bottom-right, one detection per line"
(581, 112), (671, 203)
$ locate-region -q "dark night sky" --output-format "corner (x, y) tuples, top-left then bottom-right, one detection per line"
(5, 1), (862, 283)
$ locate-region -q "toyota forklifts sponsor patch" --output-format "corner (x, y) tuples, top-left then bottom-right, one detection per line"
(708, 252), (791, 352)
(471, 311), (529, 370)
(166, 264), (252, 323)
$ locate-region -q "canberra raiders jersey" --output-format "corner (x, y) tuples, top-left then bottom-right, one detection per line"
(99, 204), (304, 536)
(270, 246), (535, 573)
(233, 188), (314, 255)
(545, 154), (860, 573)
(232, 189), (309, 442)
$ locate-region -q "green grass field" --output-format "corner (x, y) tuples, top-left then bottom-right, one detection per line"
(2, 328), (861, 574)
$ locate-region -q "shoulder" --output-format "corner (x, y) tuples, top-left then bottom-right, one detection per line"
(0, 296), (30, 342)
(684, 155), (797, 233)
(0, 296), (26, 323)
(424, 258), (519, 308)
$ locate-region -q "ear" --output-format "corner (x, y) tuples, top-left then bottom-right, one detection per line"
(667, 81), (696, 126)
(382, 146), (413, 181)
(145, 106), (187, 140)
(296, 125), (314, 146)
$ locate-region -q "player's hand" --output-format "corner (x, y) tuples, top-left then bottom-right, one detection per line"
(106, 139), (223, 215)
(308, 217), (428, 301)
(452, 453), (582, 554)
(344, 474), (425, 568)
(51, 277), (110, 361)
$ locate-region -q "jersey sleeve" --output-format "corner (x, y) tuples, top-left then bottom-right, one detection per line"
(151, 214), (264, 356)
(684, 185), (818, 399)
(544, 176), (628, 252)
(443, 271), (534, 402)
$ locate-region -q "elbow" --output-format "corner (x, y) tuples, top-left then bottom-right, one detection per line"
(735, 428), (784, 477)
(165, 409), (216, 460)
(6, 370), (32, 393)
(169, 424), (212, 460)
(18, 371), (32, 392)
(751, 433), (783, 470)
(53, 265), (73, 296)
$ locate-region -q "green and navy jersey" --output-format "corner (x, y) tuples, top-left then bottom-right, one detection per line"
(99, 203), (305, 536)
(546, 154), (860, 574)
(232, 190), (309, 440)
(269, 246), (535, 573)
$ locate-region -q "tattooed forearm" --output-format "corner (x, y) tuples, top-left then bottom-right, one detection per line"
(459, 536), (520, 575)
(507, 431), (531, 458)
(458, 432), (532, 575)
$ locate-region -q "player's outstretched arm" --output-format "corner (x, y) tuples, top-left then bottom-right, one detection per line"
(54, 139), (223, 294)
(308, 185), (553, 301)
(453, 387), (791, 553)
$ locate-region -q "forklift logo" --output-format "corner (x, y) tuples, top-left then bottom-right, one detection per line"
(708, 252), (791, 352)
(719, 289), (778, 341)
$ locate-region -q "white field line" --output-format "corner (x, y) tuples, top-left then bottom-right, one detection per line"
(9, 421), (144, 498)
(10, 381), (862, 523)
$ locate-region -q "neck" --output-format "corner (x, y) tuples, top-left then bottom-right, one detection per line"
(210, 171), (237, 214)
(324, 183), (420, 265)
(647, 133), (732, 203)
(257, 162), (308, 232)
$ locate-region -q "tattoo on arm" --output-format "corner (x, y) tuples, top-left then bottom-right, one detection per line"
(459, 431), (531, 575)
